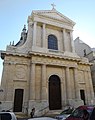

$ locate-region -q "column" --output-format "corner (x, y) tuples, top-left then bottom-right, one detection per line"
(41, 64), (47, 100)
(33, 22), (37, 46)
(62, 29), (67, 51)
(42, 23), (46, 48)
(65, 67), (72, 99)
(70, 31), (75, 53)
(27, 22), (33, 47)
(88, 71), (95, 99)
(84, 71), (90, 102)
(2, 62), (8, 101)
(30, 63), (36, 100)
(62, 67), (67, 105)
(74, 68), (80, 99)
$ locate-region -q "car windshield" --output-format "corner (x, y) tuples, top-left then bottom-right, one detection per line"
(71, 108), (93, 118)
(60, 108), (74, 115)
(71, 109), (83, 118)
(0, 113), (12, 120)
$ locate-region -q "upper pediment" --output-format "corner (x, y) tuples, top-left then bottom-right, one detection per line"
(32, 9), (75, 26)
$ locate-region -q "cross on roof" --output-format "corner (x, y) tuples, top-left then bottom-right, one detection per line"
(51, 3), (56, 10)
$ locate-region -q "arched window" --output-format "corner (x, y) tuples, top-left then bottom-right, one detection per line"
(48, 35), (58, 50)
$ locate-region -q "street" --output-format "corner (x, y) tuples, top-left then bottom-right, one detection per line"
(17, 118), (28, 120)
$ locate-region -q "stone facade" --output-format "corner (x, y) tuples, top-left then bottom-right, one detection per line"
(0, 8), (95, 115)
(74, 37), (95, 94)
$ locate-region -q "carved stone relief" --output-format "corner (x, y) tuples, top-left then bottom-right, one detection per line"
(16, 65), (26, 79)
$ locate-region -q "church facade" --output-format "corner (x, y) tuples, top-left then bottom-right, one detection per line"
(0, 8), (95, 114)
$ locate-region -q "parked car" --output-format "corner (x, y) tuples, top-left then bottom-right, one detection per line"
(0, 112), (17, 120)
(55, 107), (74, 120)
(65, 105), (95, 120)
(28, 117), (57, 120)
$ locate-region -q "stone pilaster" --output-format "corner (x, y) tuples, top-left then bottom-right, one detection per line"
(41, 64), (47, 100)
(26, 22), (33, 48)
(1, 62), (9, 101)
(33, 22), (37, 46)
(65, 67), (72, 99)
(70, 31), (75, 53)
(84, 71), (90, 103)
(62, 29), (67, 51)
(30, 63), (36, 100)
(74, 68), (80, 99)
(87, 71), (95, 99)
(84, 70), (95, 104)
(42, 24), (46, 48)
(62, 67), (67, 105)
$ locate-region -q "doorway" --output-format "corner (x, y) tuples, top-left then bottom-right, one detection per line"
(13, 89), (24, 112)
(80, 89), (86, 105)
(49, 75), (62, 110)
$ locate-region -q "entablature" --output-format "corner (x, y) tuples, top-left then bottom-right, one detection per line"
(28, 15), (73, 30)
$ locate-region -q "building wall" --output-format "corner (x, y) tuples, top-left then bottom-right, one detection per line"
(1, 55), (30, 110)
(74, 37), (92, 57)
(74, 37), (95, 96)
(0, 9), (95, 114)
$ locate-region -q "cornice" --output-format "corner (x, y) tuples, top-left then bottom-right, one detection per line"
(1, 51), (91, 66)
(34, 14), (72, 27)
(32, 9), (75, 25)
(0, 51), (30, 59)
(32, 15), (73, 30)
(28, 51), (92, 66)
(78, 61), (92, 66)
(28, 51), (81, 62)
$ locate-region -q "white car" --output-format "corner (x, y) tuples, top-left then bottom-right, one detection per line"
(55, 114), (70, 120)
(28, 117), (57, 120)
(0, 112), (17, 120)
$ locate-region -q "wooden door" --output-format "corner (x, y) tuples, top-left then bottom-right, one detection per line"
(13, 89), (24, 112)
(49, 75), (62, 110)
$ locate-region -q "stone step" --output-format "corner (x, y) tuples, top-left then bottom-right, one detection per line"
(15, 112), (28, 118)
(43, 110), (63, 118)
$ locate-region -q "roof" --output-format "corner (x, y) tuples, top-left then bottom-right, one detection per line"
(77, 105), (95, 110)
(30, 9), (75, 26)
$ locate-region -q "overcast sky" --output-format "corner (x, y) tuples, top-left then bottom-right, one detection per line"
(0, 0), (95, 83)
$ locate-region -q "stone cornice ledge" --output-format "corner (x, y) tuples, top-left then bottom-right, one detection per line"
(28, 51), (81, 62)
(1, 50), (92, 65)
(79, 57), (93, 65)
(0, 50), (30, 59)
(78, 61), (92, 65)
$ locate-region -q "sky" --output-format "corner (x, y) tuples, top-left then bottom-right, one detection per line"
(0, 0), (95, 84)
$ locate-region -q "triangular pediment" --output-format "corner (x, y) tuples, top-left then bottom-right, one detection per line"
(32, 9), (75, 25)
